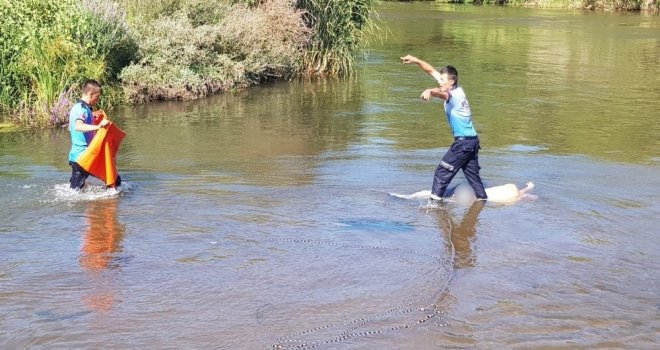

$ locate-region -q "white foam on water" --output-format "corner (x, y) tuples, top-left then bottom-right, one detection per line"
(389, 189), (433, 200)
(390, 190), (459, 209)
(390, 190), (444, 210)
(45, 182), (131, 203)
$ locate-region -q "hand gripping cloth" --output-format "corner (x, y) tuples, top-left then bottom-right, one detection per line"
(76, 111), (126, 186)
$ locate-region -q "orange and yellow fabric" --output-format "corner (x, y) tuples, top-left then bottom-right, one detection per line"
(76, 110), (126, 186)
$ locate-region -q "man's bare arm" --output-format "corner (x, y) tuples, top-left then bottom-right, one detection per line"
(421, 88), (450, 102)
(401, 55), (442, 82)
(75, 118), (108, 132)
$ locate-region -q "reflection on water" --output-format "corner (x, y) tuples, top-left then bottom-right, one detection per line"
(80, 199), (125, 312)
(436, 201), (486, 269)
(113, 77), (366, 185)
(80, 199), (125, 270)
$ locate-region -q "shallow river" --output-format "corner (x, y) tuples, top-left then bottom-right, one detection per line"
(1, 3), (659, 349)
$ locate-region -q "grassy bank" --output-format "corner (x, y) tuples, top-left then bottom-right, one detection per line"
(0, 122), (22, 133)
(0, 0), (380, 127)
(0, 0), (134, 127)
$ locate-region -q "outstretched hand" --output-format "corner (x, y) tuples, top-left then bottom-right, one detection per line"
(420, 89), (432, 101)
(400, 55), (417, 64)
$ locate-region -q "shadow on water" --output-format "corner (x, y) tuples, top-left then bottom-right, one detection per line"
(338, 218), (415, 233)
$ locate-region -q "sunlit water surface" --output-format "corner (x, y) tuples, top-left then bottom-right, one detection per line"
(1, 3), (659, 349)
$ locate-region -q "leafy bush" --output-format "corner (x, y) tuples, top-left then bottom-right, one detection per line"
(2, 0), (383, 125)
(0, 0), (80, 117)
(217, 1), (311, 80)
(0, 0), (136, 126)
(119, 0), (310, 103)
(17, 36), (105, 126)
(79, 0), (138, 79)
(119, 12), (238, 103)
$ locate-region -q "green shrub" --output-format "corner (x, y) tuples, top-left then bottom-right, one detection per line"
(119, 0), (310, 103)
(0, 0), (136, 126)
(17, 36), (105, 126)
(296, 0), (381, 76)
(78, 0), (138, 79)
(0, 0), (80, 116)
(217, 1), (311, 80)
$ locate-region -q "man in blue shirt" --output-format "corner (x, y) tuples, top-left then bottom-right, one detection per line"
(401, 55), (487, 201)
(68, 79), (117, 189)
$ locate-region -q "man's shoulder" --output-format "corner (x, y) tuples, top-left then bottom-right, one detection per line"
(69, 102), (87, 120)
(453, 86), (467, 96)
(449, 86), (469, 102)
(69, 101), (83, 112)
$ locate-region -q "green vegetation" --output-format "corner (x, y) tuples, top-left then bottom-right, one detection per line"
(0, 122), (21, 133)
(1, 0), (654, 127)
(298, 0), (382, 76)
(0, 0), (379, 127)
(116, 0), (311, 103)
(0, 0), (135, 126)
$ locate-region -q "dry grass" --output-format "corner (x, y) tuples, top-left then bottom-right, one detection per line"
(120, 0), (311, 103)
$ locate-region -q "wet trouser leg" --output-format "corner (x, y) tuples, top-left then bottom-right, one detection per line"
(69, 161), (90, 189)
(432, 156), (461, 198)
(462, 152), (487, 199)
(431, 138), (487, 199)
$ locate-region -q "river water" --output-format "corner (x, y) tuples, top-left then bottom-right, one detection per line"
(1, 3), (659, 349)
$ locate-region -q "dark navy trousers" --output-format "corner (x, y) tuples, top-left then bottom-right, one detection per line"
(431, 137), (487, 199)
(69, 161), (121, 189)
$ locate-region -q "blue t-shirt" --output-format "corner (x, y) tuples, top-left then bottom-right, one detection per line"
(443, 86), (477, 138)
(68, 101), (95, 162)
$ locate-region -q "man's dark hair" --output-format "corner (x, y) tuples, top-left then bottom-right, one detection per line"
(82, 79), (102, 95)
(440, 65), (459, 87)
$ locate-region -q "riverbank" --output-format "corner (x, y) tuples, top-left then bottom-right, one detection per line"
(0, 122), (21, 133)
(1, 0), (657, 128)
(0, 0), (379, 127)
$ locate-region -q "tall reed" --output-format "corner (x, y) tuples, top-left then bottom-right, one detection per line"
(17, 36), (106, 126)
(296, 0), (381, 77)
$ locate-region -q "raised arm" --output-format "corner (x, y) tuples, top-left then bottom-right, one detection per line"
(400, 55), (442, 83)
(402, 55), (451, 102)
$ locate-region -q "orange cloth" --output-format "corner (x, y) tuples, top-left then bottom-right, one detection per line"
(76, 111), (126, 186)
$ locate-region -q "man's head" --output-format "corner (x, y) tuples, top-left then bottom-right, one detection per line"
(81, 79), (102, 106)
(438, 65), (458, 91)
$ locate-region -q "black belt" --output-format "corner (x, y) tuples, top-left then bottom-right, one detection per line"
(454, 136), (478, 140)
